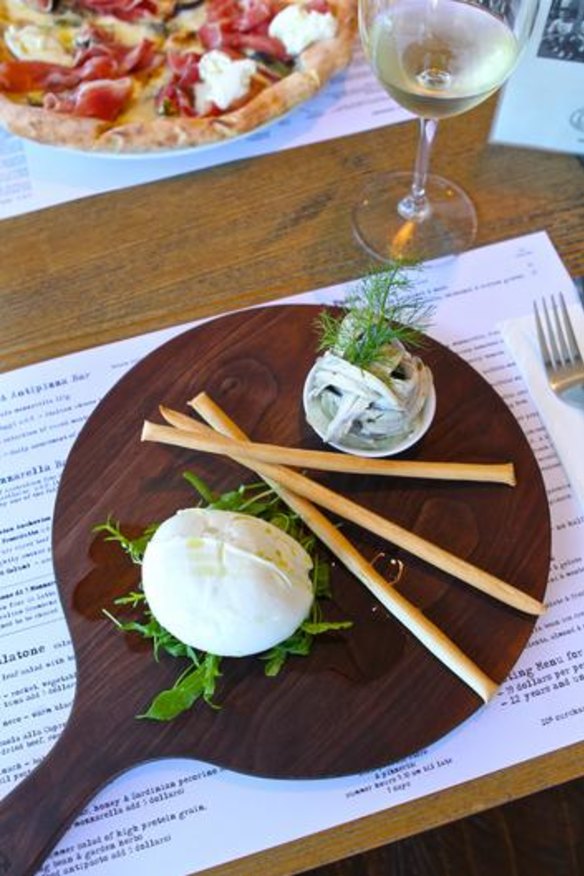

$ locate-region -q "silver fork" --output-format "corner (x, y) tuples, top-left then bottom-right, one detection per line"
(533, 293), (584, 409)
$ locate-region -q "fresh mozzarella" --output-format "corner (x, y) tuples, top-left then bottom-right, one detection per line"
(141, 508), (313, 657)
(194, 50), (257, 115)
(5, 23), (76, 66)
(268, 5), (337, 56)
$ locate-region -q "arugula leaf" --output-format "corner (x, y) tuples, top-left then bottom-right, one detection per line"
(181, 470), (216, 504)
(139, 654), (222, 720)
(93, 517), (158, 565)
(261, 619), (352, 677)
(301, 620), (353, 635)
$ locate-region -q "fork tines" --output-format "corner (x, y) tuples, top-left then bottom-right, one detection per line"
(534, 292), (583, 371)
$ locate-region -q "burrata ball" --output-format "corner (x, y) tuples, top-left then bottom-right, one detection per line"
(141, 508), (314, 657)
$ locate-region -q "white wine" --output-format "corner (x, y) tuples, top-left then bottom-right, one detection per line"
(367, 0), (520, 119)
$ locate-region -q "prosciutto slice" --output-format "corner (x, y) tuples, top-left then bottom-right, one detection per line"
(0, 29), (162, 120)
(75, 33), (160, 76)
(166, 49), (201, 86)
(199, 23), (286, 58)
(0, 61), (80, 93)
(43, 77), (133, 120)
(155, 51), (200, 116)
(205, 0), (273, 30)
(198, 0), (288, 59)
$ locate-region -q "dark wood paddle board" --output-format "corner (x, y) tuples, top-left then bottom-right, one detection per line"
(0, 305), (550, 875)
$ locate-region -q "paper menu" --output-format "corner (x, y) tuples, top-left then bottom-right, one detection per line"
(1, 231), (583, 876)
(491, 0), (584, 156)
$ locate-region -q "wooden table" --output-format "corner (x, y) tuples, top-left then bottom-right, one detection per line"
(1, 95), (583, 875)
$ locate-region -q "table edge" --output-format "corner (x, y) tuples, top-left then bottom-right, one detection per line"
(193, 740), (583, 875)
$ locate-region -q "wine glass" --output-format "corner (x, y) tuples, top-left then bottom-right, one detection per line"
(353, 0), (541, 262)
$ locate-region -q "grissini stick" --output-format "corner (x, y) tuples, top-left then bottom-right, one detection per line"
(142, 410), (544, 618)
(159, 397), (499, 702)
(150, 412), (516, 485)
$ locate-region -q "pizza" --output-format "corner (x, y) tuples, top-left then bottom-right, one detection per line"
(0, 0), (356, 151)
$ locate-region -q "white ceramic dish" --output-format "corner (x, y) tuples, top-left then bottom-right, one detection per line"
(302, 362), (437, 458)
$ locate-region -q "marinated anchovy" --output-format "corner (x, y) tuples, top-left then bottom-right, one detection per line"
(306, 343), (433, 449)
(305, 268), (435, 454)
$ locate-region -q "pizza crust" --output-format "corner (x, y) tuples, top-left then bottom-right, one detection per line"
(0, 0), (357, 153)
(0, 91), (109, 147)
(96, 113), (229, 151)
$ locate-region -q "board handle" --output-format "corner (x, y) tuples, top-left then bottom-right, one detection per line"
(0, 700), (130, 876)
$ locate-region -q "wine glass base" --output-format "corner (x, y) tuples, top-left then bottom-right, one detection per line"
(352, 172), (478, 263)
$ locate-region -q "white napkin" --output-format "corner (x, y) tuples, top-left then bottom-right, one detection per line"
(500, 303), (584, 514)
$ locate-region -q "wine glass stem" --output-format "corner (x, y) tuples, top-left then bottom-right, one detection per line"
(398, 117), (438, 223)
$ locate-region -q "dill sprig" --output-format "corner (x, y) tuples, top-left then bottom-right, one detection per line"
(95, 472), (350, 721)
(315, 262), (434, 371)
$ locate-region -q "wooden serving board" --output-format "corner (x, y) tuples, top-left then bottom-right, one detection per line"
(0, 305), (550, 876)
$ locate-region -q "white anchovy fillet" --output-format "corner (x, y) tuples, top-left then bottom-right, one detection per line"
(305, 344), (433, 450)
(322, 391), (371, 442)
